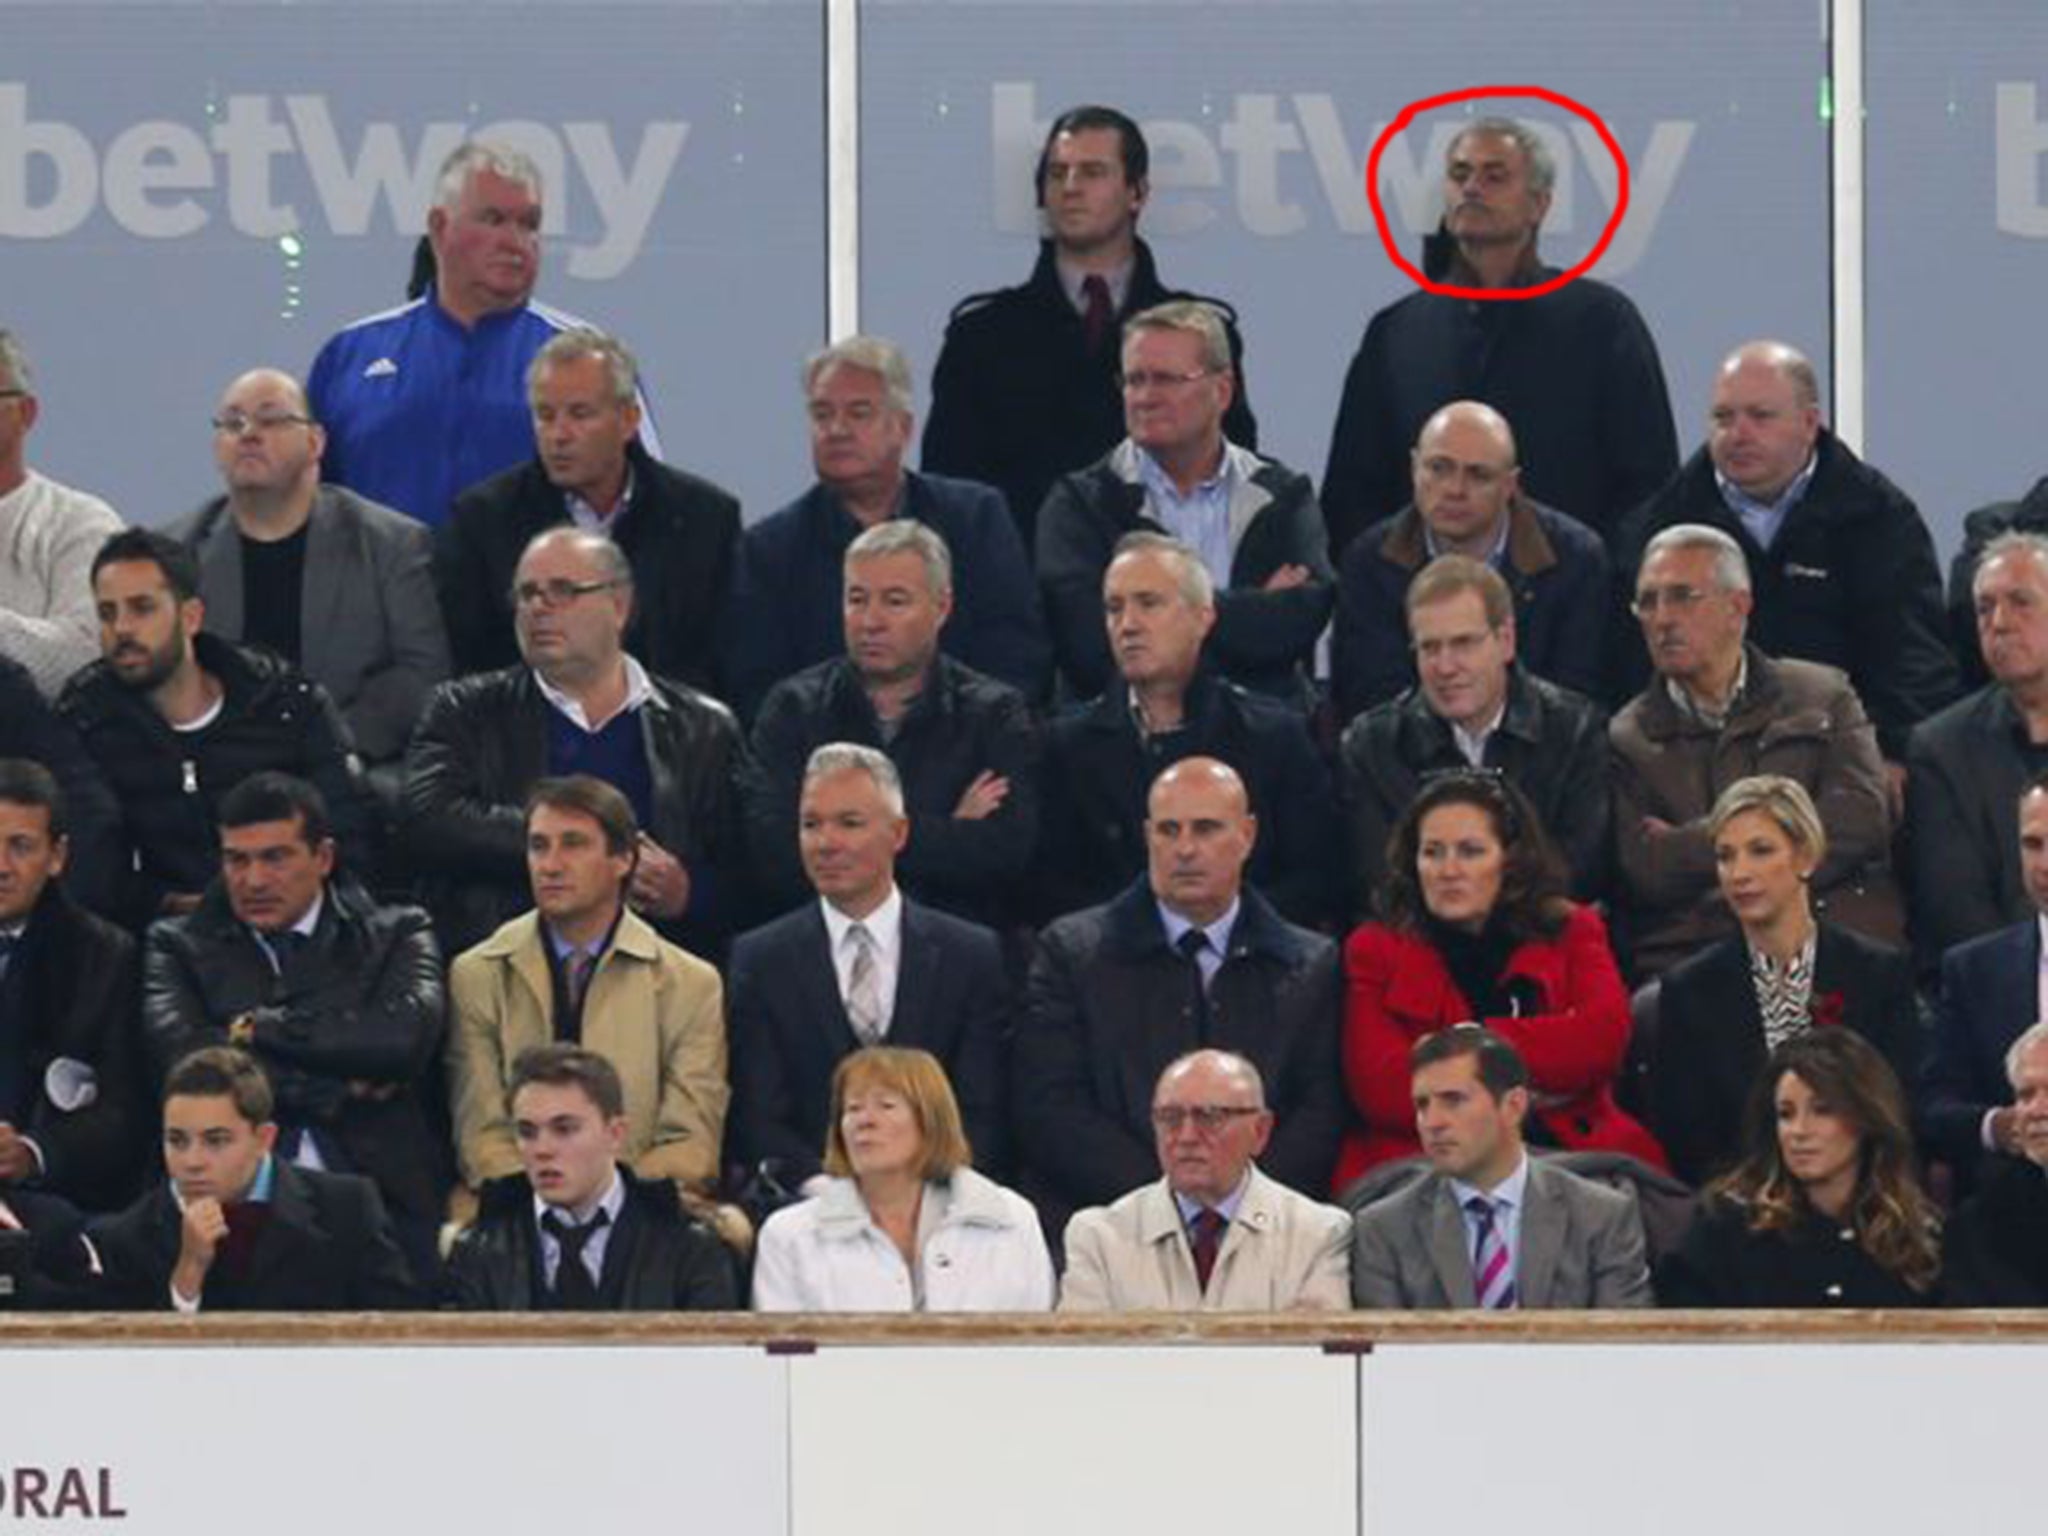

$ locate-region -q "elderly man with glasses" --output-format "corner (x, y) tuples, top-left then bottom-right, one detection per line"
(404, 525), (747, 958)
(1609, 522), (1899, 978)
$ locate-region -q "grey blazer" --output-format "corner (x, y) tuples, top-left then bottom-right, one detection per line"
(173, 485), (450, 761)
(1351, 1156), (1652, 1310)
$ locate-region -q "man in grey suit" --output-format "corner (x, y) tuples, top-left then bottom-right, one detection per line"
(1059, 1049), (1351, 1312)
(1352, 1028), (1652, 1309)
(172, 367), (450, 782)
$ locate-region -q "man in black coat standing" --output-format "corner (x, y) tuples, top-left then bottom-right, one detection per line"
(922, 104), (1255, 551)
(1016, 757), (1342, 1234)
(1323, 116), (1675, 560)
(439, 327), (741, 693)
(0, 759), (143, 1213)
(444, 1044), (734, 1310)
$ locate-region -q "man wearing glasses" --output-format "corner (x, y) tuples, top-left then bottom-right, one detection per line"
(1610, 523), (1900, 977)
(1016, 756), (1342, 1239)
(1332, 399), (1609, 720)
(0, 329), (123, 700)
(169, 368), (449, 787)
(1038, 300), (1330, 704)
(404, 526), (746, 958)
(1058, 1049), (1350, 1311)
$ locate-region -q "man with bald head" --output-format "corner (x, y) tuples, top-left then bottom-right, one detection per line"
(1016, 755), (1342, 1229)
(1059, 1049), (1350, 1311)
(171, 368), (449, 777)
(1619, 339), (1956, 767)
(1334, 398), (1609, 719)
(405, 524), (745, 955)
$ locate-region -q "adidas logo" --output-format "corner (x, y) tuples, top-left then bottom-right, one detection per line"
(363, 357), (398, 379)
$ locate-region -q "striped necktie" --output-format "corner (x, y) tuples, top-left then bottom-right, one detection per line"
(1465, 1195), (1517, 1310)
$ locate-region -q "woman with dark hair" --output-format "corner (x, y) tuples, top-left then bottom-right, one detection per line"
(1658, 1030), (1941, 1307)
(1653, 775), (1921, 1186)
(1335, 771), (1666, 1189)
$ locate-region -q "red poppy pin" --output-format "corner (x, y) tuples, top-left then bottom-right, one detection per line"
(1810, 991), (1846, 1029)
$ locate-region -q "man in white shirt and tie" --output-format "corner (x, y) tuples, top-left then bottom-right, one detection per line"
(1351, 1027), (1652, 1309)
(727, 743), (1010, 1194)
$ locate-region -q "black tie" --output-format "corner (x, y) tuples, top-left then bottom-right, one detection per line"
(542, 1209), (610, 1308)
(1176, 928), (1212, 1041)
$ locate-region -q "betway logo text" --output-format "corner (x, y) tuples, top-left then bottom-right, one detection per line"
(0, 86), (685, 280)
(993, 82), (1695, 275)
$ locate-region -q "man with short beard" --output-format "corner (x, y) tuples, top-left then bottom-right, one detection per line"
(57, 529), (372, 925)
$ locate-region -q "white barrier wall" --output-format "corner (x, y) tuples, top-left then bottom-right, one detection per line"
(4, 1329), (2041, 1534)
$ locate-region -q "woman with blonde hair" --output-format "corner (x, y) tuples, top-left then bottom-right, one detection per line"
(1658, 1029), (1940, 1307)
(751, 1047), (1052, 1311)
(1652, 775), (1919, 1186)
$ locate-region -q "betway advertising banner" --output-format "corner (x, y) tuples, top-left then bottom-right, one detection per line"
(1868, 1), (2048, 558)
(860, 0), (1831, 516)
(0, 0), (825, 526)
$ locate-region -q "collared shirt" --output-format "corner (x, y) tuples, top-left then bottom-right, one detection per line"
(545, 912), (619, 977)
(1450, 1152), (1529, 1278)
(533, 1166), (626, 1292)
(1423, 513), (1512, 570)
(821, 885), (904, 1039)
(1450, 701), (1509, 768)
(534, 653), (658, 734)
(1715, 453), (1818, 553)
(1664, 649), (1750, 731)
(252, 889), (324, 976)
(566, 464), (637, 532)
(1749, 929), (1820, 1050)
(1057, 256), (1133, 318)
(1173, 1166), (1252, 1231)
(1135, 442), (1238, 591)
(0, 920), (24, 984)
(1157, 895), (1241, 989)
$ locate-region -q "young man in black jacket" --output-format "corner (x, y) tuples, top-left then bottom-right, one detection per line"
(444, 1043), (734, 1311)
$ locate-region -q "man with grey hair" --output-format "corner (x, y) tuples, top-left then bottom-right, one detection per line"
(169, 367), (448, 780)
(727, 741), (1010, 1192)
(1611, 522), (1900, 975)
(1039, 300), (1332, 703)
(1943, 1019), (2048, 1304)
(1323, 115), (1676, 556)
(1618, 338), (1955, 769)
(1906, 533), (2048, 961)
(742, 520), (1040, 927)
(438, 327), (739, 690)
(307, 140), (657, 529)
(725, 334), (1047, 719)
(1040, 530), (1338, 926)
(0, 328), (123, 698)
(1058, 1049), (1351, 1312)
(405, 525), (745, 957)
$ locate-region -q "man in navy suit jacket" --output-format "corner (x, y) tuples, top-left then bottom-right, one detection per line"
(1926, 775), (2048, 1175)
(726, 743), (1007, 1189)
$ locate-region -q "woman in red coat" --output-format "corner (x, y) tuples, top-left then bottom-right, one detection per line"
(1336, 770), (1666, 1191)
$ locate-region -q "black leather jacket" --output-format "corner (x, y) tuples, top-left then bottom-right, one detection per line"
(402, 664), (749, 955)
(140, 876), (450, 1222)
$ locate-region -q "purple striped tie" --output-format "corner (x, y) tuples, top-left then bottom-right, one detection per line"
(1465, 1195), (1517, 1310)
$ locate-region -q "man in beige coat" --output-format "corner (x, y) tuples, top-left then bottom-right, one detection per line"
(1058, 1049), (1349, 1311)
(448, 774), (727, 1213)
